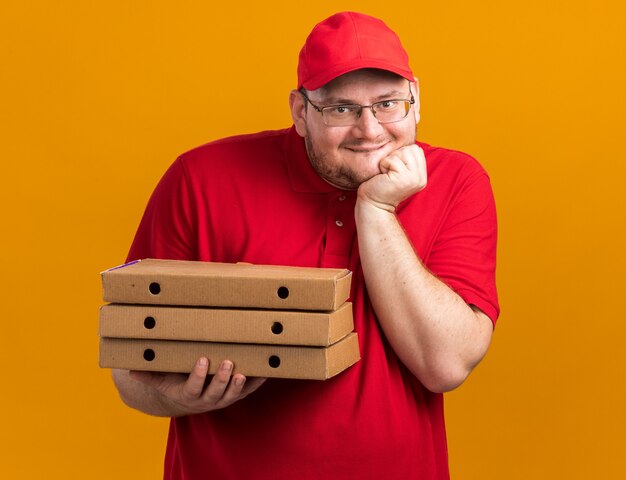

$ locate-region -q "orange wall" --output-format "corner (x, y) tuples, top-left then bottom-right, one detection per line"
(1, 1), (625, 478)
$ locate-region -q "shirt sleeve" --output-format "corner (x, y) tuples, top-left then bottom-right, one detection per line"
(126, 157), (197, 262)
(427, 171), (500, 324)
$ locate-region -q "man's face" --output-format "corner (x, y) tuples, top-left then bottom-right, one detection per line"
(291, 69), (418, 190)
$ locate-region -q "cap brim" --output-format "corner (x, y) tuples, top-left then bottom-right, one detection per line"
(301, 60), (414, 90)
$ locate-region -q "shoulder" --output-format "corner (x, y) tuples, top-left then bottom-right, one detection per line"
(398, 141), (495, 219)
(418, 141), (489, 179)
(168, 129), (291, 188)
(416, 141), (493, 201)
(179, 129), (289, 166)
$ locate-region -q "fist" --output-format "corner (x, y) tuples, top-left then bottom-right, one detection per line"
(358, 144), (427, 211)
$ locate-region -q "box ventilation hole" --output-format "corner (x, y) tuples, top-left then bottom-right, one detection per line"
(268, 355), (281, 368)
(277, 286), (289, 299)
(143, 349), (156, 361)
(144, 317), (156, 329)
(149, 282), (161, 295)
(271, 322), (283, 335)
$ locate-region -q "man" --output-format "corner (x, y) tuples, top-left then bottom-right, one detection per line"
(112, 11), (499, 479)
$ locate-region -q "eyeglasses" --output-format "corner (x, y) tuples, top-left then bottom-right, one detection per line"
(300, 86), (415, 127)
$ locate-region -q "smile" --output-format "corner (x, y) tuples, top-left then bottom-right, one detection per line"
(345, 143), (388, 153)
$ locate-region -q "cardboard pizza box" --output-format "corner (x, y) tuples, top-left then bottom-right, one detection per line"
(99, 332), (360, 380)
(101, 259), (352, 311)
(99, 302), (354, 346)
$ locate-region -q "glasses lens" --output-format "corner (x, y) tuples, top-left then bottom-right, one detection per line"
(373, 101), (411, 124)
(322, 105), (361, 126)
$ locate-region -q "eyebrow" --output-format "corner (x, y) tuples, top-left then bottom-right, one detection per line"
(318, 89), (408, 105)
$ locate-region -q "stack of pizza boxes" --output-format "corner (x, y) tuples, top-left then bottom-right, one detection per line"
(99, 259), (360, 380)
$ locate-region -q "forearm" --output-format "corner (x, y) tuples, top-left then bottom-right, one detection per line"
(355, 199), (493, 392)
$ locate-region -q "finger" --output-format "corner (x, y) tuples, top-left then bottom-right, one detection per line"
(241, 377), (268, 396)
(181, 357), (210, 400)
(201, 360), (234, 404)
(392, 145), (427, 182)
(380, 155), (410, 175)
(410, 148), (427, 186)
(217, 373), (248, 406)
(411, 145), (427, 172)
(397, 145), (423, 166)
(219, 375), (268, 407)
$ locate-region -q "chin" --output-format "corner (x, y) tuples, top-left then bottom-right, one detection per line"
(306, 138), (383, 189)
(328, 167), (377, 190)
(348, 160), (382, 180)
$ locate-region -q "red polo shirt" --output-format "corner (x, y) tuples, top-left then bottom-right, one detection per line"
(127, 126), (499, 479)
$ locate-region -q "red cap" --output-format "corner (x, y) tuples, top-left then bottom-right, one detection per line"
(297, 12), (414, 91)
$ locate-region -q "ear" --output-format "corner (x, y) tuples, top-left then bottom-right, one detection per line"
(289, 90), (308, 137)
(411, 78), (421, 126)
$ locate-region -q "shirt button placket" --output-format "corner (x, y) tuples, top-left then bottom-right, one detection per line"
(322, 192), (356, 268)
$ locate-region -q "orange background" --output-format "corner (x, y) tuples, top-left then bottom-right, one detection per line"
(1, 1), (625, 478)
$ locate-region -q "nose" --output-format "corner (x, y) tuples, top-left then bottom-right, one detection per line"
(351, 106), (384, 139)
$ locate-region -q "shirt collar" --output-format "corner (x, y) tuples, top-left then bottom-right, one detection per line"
(283, 126), (338, 194)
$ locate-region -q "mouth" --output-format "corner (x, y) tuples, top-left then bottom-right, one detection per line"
(344, 142), (389, 154)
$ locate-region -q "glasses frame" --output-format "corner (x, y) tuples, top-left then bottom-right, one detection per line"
(300, 82), (415, 127)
